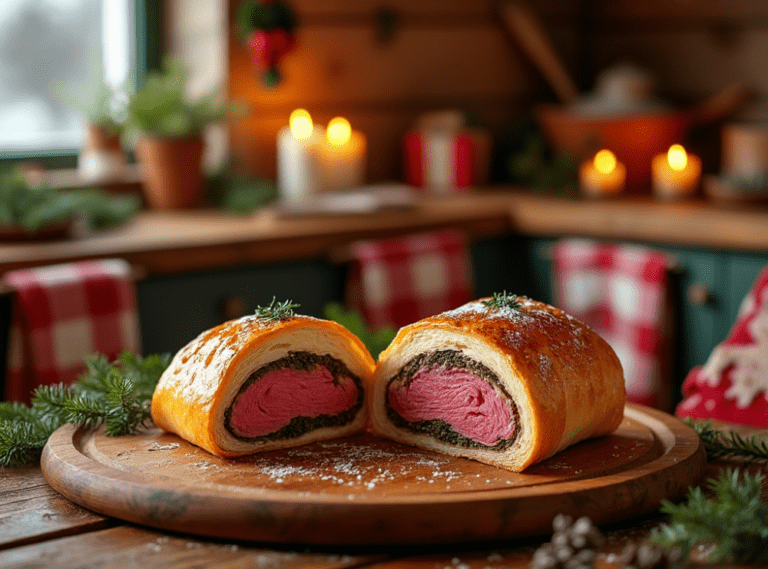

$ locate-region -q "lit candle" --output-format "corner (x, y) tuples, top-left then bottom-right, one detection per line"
(317, 117), (367, 192)
(579, 149), (626, 197)
(277, 109), (322, 202)
(652, 144), (701, 199)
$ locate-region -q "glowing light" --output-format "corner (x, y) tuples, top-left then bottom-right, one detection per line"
(289, 109), (313, 140)
(594, 150), (617, 175)
(667, 144), (688, 171)
(326, 117), (352, 146)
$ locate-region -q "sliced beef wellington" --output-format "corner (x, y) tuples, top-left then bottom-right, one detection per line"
(151, 313), (375, 458)
(370, 295), (626, 472)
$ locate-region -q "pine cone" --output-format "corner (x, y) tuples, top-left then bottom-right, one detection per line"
(618, 542), (682, 569)
(530, 514), (605, 569)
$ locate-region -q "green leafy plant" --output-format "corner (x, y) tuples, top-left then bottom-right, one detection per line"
(0, 353), (170, 467)
(0, 167), (140, 231)
(649, 469), (768, 564)
(323, 302), (396, 359)
(687, 419), (768, 464)
(206, 161), (277, 214)
(57, 50), (127, 135)
(125, 55), (246, 139)
(255, 297), (300, 321)
(481, 291), (523, 311)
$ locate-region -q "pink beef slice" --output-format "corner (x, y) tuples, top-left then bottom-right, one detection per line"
(388, 366), (514, 446)
(230, 366), (358, 437)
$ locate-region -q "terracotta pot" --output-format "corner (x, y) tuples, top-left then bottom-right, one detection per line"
(84, 124), (122, 153)
(136, 135), (205, 209)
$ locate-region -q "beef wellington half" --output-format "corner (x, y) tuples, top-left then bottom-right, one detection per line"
(369, 295), (626, 472)
(151, 312), (375, 458)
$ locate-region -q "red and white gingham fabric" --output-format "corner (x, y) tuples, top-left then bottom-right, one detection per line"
(4, 259), (141, 403)
(346, 230), (474, 330)
(553, 239), (672, 410)
(677, 266), (768, 427)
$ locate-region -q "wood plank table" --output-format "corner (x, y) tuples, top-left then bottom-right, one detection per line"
(2, 420), (766, 569)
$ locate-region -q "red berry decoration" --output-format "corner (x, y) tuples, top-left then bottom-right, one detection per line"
(237, 0), (297, 87)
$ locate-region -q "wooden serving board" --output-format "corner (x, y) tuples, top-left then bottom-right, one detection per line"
(41, 404), (705, 546)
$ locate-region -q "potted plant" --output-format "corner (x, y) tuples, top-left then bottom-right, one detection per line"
(125, 56), (245, 209)
(59, 56), (128, 181)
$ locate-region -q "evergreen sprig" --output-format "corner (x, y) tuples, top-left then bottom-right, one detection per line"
(254, 297), (300, 321)
(0, 352), (170, 467)
(481, 291), (523, 311)
(323, 302), (396, 359)
(687, 419), (768, 464)
(649, 469), (768, 564)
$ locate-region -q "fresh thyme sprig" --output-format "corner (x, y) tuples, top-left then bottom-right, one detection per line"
(0, 352), (170, 467)
(254, 296), (300, 321)
(687, 419), (768, 464)
(649, 468), (768, 564)
(481, 291), (523, 310)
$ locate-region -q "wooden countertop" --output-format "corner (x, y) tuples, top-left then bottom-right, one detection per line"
(2, 188), (768, 276)
(2, 420), (766, 568)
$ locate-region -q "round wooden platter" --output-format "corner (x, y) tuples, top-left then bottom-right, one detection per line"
(41, 404), (705, 546)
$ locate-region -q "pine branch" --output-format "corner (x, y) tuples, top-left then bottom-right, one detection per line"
(0, 419), (52, 468)
(649, 469), (768, 564)
(688, 419), (768, 464)
(0, 352), (169, 467)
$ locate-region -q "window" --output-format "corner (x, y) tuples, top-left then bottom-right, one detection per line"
(0, 0), (155, 161)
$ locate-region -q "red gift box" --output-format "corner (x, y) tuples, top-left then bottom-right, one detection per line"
(403, 129), (491, 192)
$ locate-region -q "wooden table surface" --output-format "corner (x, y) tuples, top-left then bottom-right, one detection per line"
(2, 421), (766, 569)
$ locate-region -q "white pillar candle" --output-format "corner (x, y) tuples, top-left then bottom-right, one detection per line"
(277, 109), (322, 203)
(579, 149), (626, 197)
(317, 117), (366, 192)
(652, 144), (701, 200)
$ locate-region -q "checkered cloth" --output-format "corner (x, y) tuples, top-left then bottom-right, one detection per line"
(677, 266), (768, 427)
(4, 259), (141, 403)
(553, 239), (673, 410)
(346, 230), (474, 329)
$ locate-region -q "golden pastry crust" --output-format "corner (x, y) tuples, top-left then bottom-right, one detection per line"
(151, 315), (376, 458)
(370, 296), (626, 471)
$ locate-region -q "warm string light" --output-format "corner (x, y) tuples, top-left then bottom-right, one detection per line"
(594, 149), (617, 175)
(289, 108), (313, 140)
(326, 117), (352, 146)
(667, 144), (688, 171)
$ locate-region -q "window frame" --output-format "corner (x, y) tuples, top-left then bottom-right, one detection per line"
(0, 0), (163, 168)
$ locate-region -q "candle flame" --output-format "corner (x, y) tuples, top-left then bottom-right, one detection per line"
(289, 109), (313, 140)
(667, 144), (688, 171)
(594, 150), (617, 175)
(327, 117), (352, 146)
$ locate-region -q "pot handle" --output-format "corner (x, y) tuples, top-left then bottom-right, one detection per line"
(687, 83), (754, 125)
(498, 1), (579, 105)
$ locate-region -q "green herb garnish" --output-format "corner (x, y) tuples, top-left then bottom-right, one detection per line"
(255, 297), (300, 321)
(0, 352), (170, 467)
(649, 468), (768, 564)
(687, 419), (768, 464)
(481, 291), (522, 310)
(323, 302), (395, 359)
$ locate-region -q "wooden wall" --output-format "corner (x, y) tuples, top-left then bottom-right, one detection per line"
(225, 0), (580, 183)
(199, 0), (768, 183)
(583, 1), (768, 169)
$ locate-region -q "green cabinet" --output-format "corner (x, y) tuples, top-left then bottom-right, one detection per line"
(137, 259), (346, 356)
(520, 238), (768, 406)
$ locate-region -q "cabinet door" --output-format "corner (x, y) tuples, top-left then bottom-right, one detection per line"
(668, 247), (730, 378)
(137, 260), (345, 356)
(726, 253), (768, 325)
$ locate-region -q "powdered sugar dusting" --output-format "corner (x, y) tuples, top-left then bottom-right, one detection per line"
(247, 438), (497, 493)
